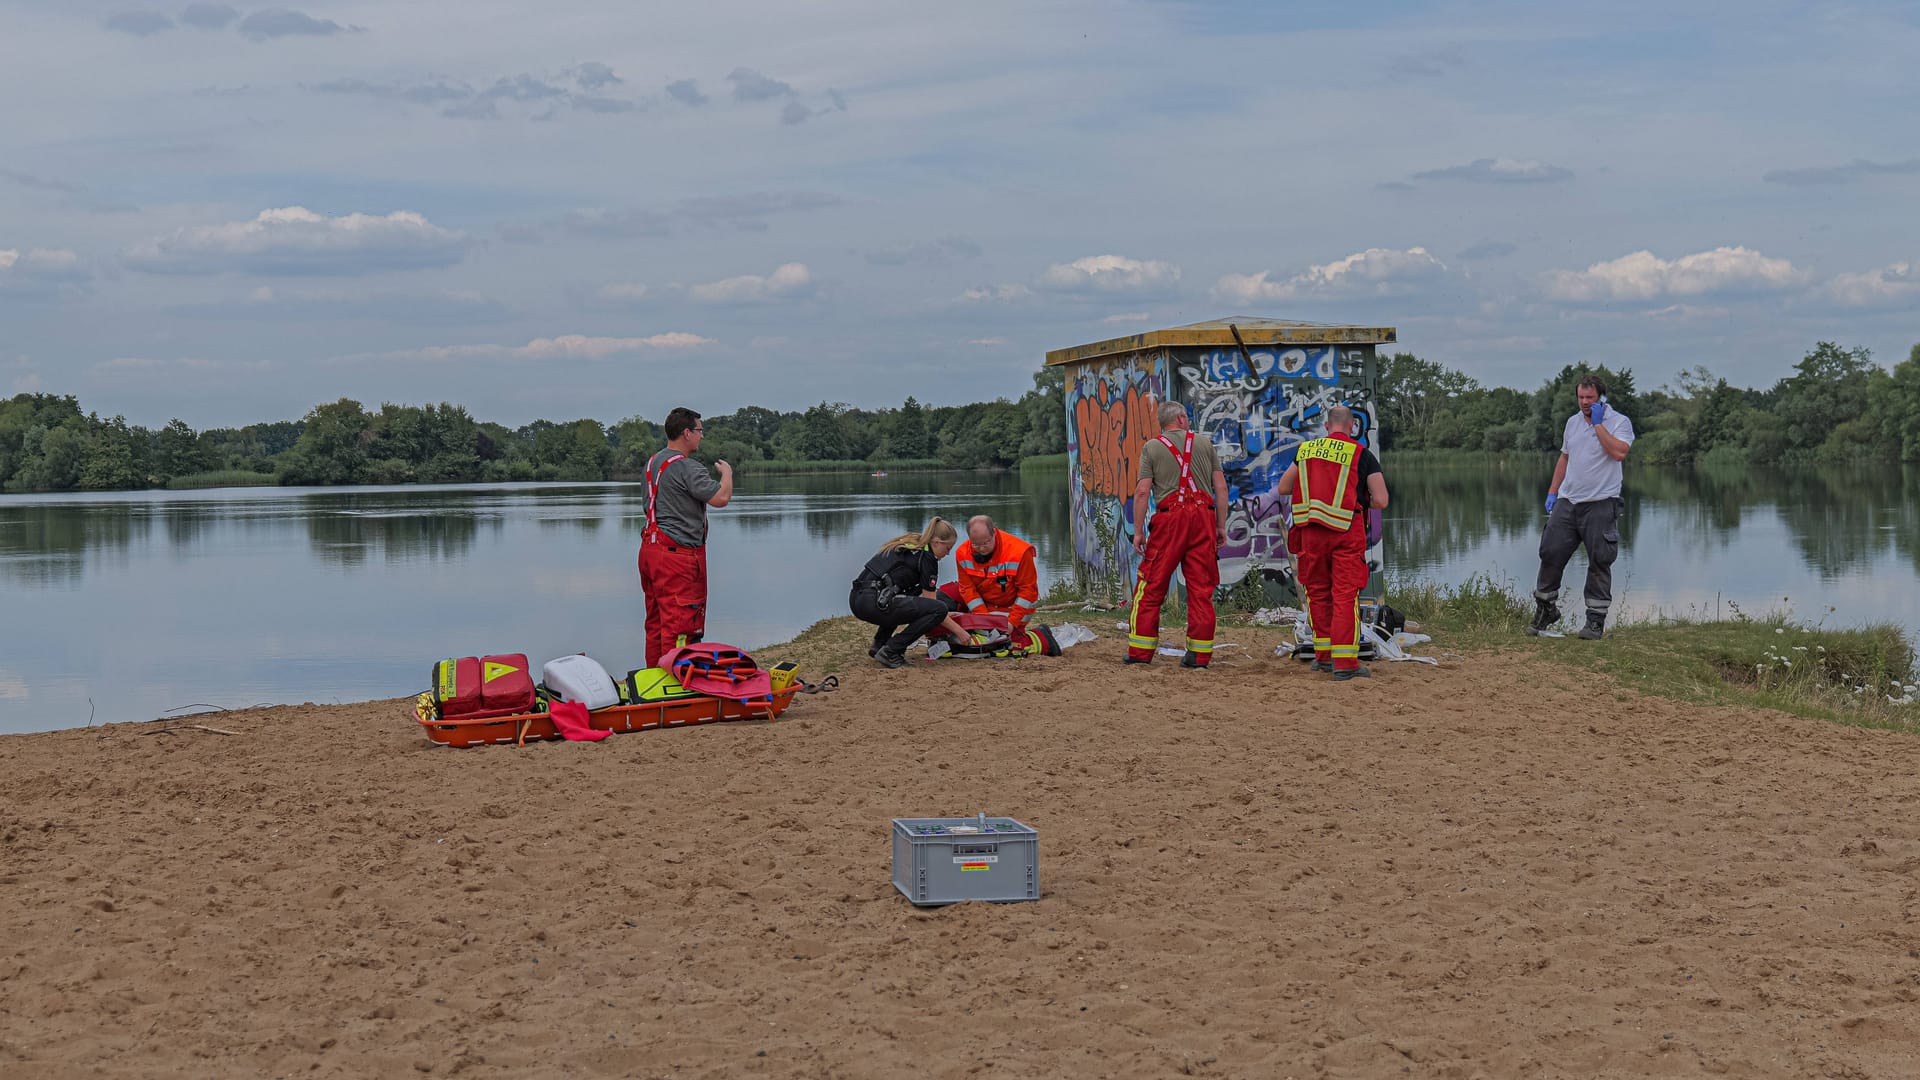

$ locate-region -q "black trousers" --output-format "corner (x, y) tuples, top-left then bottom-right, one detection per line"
(1535, 497), (1622, 614)
(849, 588), (948, 656)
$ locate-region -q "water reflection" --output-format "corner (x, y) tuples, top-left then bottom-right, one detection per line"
(2, 467), (1917, 734)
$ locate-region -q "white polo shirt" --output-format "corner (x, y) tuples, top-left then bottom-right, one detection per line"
(1558, 408), (1635, 503)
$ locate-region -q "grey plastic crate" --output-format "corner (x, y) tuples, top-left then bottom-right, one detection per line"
(891, 814), (1039, 906)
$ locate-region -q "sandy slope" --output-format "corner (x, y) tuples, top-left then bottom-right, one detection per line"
(3, 623), (1918, 1079)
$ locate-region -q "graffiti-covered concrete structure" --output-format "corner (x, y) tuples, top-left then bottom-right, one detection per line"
(1046, 317), (1396, 597)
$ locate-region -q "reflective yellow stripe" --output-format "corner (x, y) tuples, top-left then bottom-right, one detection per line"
(1331, 645), (1361, 657)
(1187, 639), (1214, 653)
(965, 598), (985, 611)
(1128, 635), (1158, 649)
(1291, 437), (1359, 531)
(1013, 597), (1037, 609)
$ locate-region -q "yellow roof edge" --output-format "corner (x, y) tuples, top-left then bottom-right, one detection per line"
(1044, 324), (1398, 366)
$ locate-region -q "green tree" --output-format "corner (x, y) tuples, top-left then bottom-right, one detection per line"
(153, 419), (208, 481)
(278, 398), (372, 485)
(787, 402), (854, 461)
(6, 420), (87, 492)
(1773, 341), (1875, 454)
(1017, 367), (1067, 458)
(890, 396), (934, 458)
(1870, 343), (1920, 461)
(78, 415), (146, 490)
(1375, 352), (1479, 450)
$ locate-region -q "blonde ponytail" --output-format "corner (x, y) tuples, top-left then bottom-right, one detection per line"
(879, 515), (957, 554)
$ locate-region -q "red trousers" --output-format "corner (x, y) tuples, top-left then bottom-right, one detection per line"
(638, 533), (707, 668)
(1127, 502), (1219, 665)
(1293, 523), (1368, 670)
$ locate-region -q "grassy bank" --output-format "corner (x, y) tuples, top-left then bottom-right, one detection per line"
(164, 470), (279, 490)
(1386, 574), (1919, 732)
(1004, 570), (1919, 733)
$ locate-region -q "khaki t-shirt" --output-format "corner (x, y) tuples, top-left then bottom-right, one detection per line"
(1137, 428), (1220, 503)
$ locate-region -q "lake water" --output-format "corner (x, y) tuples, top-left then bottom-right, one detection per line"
(2, 462), (1916, 734)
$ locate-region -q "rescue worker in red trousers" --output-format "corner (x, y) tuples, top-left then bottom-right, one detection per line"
(1126, 400), (1229, 668)
(1275, 404), (1389, 681)
(939, 514), (1041, 631)
(638, 407), (733, 668)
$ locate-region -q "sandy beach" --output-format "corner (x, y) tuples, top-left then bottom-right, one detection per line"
(3, 619), (1918, 1079)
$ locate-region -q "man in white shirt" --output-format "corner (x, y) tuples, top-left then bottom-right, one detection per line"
(1529, 375), (1635, 639)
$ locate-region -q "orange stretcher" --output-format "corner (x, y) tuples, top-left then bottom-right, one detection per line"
(414, 684), (805, 749)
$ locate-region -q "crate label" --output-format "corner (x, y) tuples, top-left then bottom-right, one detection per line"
(955, 856), (997, 871)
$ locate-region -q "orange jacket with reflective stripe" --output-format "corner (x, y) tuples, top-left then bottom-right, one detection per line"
(1290, 433), (1363, 532)
(952, 529), (1040, 629)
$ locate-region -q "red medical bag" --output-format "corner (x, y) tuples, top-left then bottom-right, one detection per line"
(430, 654), (537, 720)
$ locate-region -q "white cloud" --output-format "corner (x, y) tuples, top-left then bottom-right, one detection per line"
(0, 248), (83, 275)
(389, 333), (712, 362)
(687, 262), (812, 303)
(1540, 246), (1807, 303)
(1102, 311), (1152, 324)
(959, 284), (1034, 304)
(1413, 157), (1574, 184)
(127, 207), (467, 276)
(1824, 261), (1919, 308)
(967, 337), (1009, 347)
(0, 248), (89, 295)
(1037, 254), (1180, 295)
(1214, 247), (1448, 303)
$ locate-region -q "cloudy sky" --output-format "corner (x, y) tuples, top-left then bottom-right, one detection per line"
(1, 0), (1916, 428)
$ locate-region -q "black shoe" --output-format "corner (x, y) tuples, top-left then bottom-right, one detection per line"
(1178, 651), (1207, 669)
(1332, 665), (1372, 682)
(1578, 611), (1606, 640)
(1309, 659), (1334, 673)
(1123, 655), (1151, 665)
(1526, 599), (1561, 636)
(873, 649), (907, 669)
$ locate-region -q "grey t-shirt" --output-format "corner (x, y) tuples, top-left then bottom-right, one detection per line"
(1559, 408), (1635, 503)
(647, 448), (721, 547)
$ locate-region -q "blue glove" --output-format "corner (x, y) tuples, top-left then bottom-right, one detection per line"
(1544, 492), (1558, 513)
(1588, 401), (1606, 425)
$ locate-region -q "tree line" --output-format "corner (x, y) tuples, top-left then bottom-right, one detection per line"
(0, 369), (1069, 493)
(1374, 340), (1920, 465)
(4, 338), (1916, 494)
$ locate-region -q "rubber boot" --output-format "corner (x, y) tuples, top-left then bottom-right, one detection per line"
(1332, 665), (1373, 682)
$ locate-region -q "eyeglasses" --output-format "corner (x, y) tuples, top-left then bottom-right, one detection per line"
(690, 426), (704, 433)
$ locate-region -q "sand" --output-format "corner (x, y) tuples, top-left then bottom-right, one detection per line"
(3, 621), (1918, 1079)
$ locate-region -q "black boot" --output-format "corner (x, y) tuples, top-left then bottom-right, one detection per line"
(1332, 665), (1372, 682)
(1578, 611), (1606, 640)
(1526, 598), (1560, 636)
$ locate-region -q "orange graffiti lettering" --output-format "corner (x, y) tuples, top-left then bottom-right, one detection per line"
(1074, 380), (1159, 497)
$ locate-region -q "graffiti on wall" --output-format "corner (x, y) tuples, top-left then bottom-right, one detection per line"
(1063, 351), (1168, 593)
(1177, 347), (1381, 586)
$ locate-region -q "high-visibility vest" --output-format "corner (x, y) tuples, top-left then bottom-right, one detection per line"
(1290, 433), (1363, 531)
(952, 529), (1039, 620)
(1155, 430), (1214, 510)
(643, 450), (687, 543)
